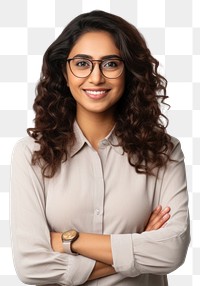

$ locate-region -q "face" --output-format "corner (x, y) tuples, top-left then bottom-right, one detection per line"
(64, 31), (125, 118)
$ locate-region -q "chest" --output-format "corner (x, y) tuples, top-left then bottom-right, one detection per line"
(45, 147), (159, 234)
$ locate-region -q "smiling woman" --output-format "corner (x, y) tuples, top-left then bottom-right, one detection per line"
(10, 10), (190, 286)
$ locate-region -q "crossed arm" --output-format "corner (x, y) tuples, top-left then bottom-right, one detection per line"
(51, 205), (171, 281)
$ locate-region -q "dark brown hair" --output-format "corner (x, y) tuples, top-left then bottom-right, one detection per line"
(27, 10), (173, 178)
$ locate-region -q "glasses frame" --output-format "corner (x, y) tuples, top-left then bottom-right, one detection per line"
(66, 57), (124, 79)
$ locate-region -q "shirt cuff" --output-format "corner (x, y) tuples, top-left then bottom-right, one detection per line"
(66, 255), (95, 285)
(111, 234), (140, 277)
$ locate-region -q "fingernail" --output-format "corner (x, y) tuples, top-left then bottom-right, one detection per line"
(163, 214), (170, 219)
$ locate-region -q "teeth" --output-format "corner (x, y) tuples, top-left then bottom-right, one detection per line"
(85, 90), (107, 95)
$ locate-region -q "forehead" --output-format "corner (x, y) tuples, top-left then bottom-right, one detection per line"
(68, 31), (120, 58)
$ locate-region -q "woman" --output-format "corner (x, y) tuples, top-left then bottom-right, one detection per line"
(10, 10), (190, 286)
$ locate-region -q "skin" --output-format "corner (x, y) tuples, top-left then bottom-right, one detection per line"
(51, 31), (171, 281)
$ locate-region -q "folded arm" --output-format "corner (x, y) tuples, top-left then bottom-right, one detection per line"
(51, 140), (190, 279)
(51, 205), (171, 280)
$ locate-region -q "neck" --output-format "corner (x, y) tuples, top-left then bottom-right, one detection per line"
(76, 111), (115, 150)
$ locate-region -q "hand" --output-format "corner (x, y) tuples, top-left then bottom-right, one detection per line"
(145, 205), (171, 231)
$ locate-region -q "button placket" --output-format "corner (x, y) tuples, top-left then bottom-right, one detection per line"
(91, 151), (105, 234)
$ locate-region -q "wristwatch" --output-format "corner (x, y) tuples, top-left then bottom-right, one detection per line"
(61, 229), (79, 255)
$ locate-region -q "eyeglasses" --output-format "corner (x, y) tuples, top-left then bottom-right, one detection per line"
(66, 57), (124, 79)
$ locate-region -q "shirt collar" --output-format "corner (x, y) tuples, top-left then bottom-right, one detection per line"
(69, 121), (124, 157)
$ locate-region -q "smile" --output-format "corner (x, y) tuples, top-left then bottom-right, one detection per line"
(83, 89), (110, 99)
(84, 90), (109, 95)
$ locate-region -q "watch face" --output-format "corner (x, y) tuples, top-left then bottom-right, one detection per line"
(62, 230), (77, 241)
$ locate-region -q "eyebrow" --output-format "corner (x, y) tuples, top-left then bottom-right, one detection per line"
(72, 54), (122, 60)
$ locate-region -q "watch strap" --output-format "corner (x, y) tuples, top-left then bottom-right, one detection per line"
(62, 241), (78, 255)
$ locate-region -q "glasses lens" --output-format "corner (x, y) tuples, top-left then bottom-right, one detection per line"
(101, 59), (124, 78)
(69, 58), (92, 78)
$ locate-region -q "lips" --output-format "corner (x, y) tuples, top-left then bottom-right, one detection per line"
(83, 89), (110, 99)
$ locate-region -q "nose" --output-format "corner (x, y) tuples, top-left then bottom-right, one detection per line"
(88, 62), (105, 85)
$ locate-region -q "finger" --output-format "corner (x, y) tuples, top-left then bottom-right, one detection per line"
(152, 213), (170, 230)
(145, 207), (171, 231)
(147, 205), (162, 223)
(150, 207), (171, 230)
(153, 205), (162, 213)
(145, 206), (162, 230)
(150, 206), (171, 225)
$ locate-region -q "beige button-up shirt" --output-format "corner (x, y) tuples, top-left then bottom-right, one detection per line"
(10, 122), (190, 286)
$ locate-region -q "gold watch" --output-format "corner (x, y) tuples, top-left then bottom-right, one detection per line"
(61, 229), (79, 255)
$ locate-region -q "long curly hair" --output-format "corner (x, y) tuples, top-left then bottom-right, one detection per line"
(27, 10), (173, 178)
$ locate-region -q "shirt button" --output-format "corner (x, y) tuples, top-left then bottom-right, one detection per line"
(102, 139), (108, 146)
(99, 139), (109, 149)
(96, 209), (100, 215)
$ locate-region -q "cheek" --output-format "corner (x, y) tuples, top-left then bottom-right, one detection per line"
(66, 68), (84, 89)
(116, 78), (125, 96)
(67, 75), (78, 91)
(65, 66), (75, 87)
(67, 78), (85, 101)
(68, 79), (81, 91)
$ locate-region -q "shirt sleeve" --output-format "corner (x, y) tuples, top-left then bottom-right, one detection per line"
(10, 138), (95, 286)
(111, 138), (190, 277)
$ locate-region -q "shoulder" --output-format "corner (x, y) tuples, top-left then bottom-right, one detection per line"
(170, 135), (180, 146)
(11, 137), (45, 182)
(14, 136), (39, 150)
(12, 136), (40, 160)
(169, 135), (185, 161)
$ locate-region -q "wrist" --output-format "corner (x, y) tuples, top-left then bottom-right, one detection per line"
(71, 232), (82, 253)
(71, 233), (113, 265)
(62, 229), (79, 255)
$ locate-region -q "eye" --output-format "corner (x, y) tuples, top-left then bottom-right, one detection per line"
(73, 58), (91, 69)
(102, 60), (120, 69)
